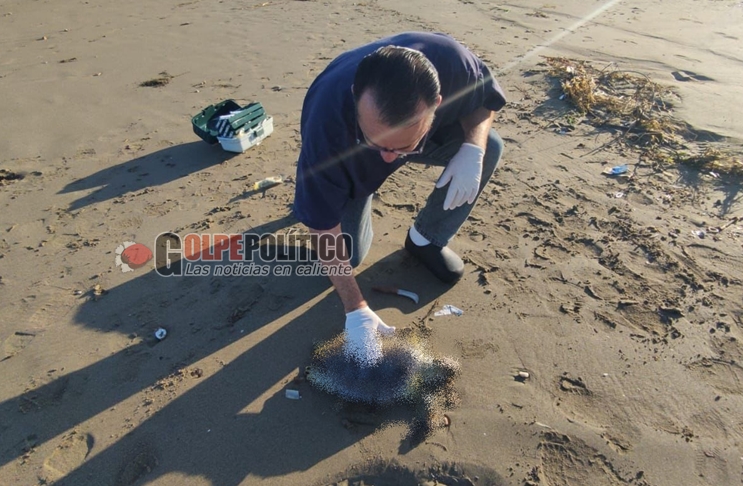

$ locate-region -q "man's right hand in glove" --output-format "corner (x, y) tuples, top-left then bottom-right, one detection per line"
(344, 305), (396, 366)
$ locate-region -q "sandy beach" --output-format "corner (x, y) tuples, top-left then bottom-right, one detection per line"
(2, 0), (743, 485)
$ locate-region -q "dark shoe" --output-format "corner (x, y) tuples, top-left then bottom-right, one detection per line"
(404, 234), (464, 284)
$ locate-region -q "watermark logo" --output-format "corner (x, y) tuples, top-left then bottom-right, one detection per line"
(153, 231), (352, 277)
(115, 241), (154, 272)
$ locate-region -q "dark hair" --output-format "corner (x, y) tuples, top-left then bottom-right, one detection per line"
(353, 46), (440, 126)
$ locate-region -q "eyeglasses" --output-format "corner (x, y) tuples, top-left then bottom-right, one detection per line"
(353, 104), (429, 157)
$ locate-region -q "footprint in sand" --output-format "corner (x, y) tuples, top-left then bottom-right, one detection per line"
(1, 331), (36, 362)
(554, 374), (640, 453)
(682, 244), (743, 286)
(41, 431), (94, 483)
(694, 441), (736, 486)
(115, 445), (159, 486)
(456, 339), (498, 359)
(558, 375), (591, 396)
(533, 239), (573, 263)
(553, 374), (601, 426)
(19, 375), (72, 413)
(538, 432), (646, 486)
(686, 358), (743, 395)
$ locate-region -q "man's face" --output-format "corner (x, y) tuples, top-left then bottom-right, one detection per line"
(356, 90), (441, 163)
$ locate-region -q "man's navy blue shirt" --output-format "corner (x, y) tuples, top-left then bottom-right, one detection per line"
(293, 32), (507, 230)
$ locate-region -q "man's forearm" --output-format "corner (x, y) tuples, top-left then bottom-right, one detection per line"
(461, 106), (495, 149)
(310, 224), (366, 313)
(328, 271), (366, 313)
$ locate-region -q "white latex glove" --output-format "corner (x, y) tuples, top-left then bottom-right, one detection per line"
(344, 306), (396, 366)
(435, 143), (485, 210)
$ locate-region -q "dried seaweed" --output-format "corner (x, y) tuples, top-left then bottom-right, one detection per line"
(674, 148), (743, 176)
(139, 71), (174, 88)
(0, 169), (23, 186)
(545, 57), (680, 142)
(543, 57), (742, 175)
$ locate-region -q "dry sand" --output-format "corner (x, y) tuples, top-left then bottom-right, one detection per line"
(2, 0), (743, 485)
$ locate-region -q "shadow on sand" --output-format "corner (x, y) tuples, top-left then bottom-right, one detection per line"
(0, 214), (458, 485)
(58, 142), (237, 211)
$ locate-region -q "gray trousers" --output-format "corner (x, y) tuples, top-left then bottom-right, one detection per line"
(341, 125), (504, 267)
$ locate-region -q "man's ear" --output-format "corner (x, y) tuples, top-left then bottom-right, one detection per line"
(435, 94), (443, 108)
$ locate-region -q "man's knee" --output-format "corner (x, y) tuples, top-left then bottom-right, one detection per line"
(483, 129), (504, 180)
(344, 232), (368, 268)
